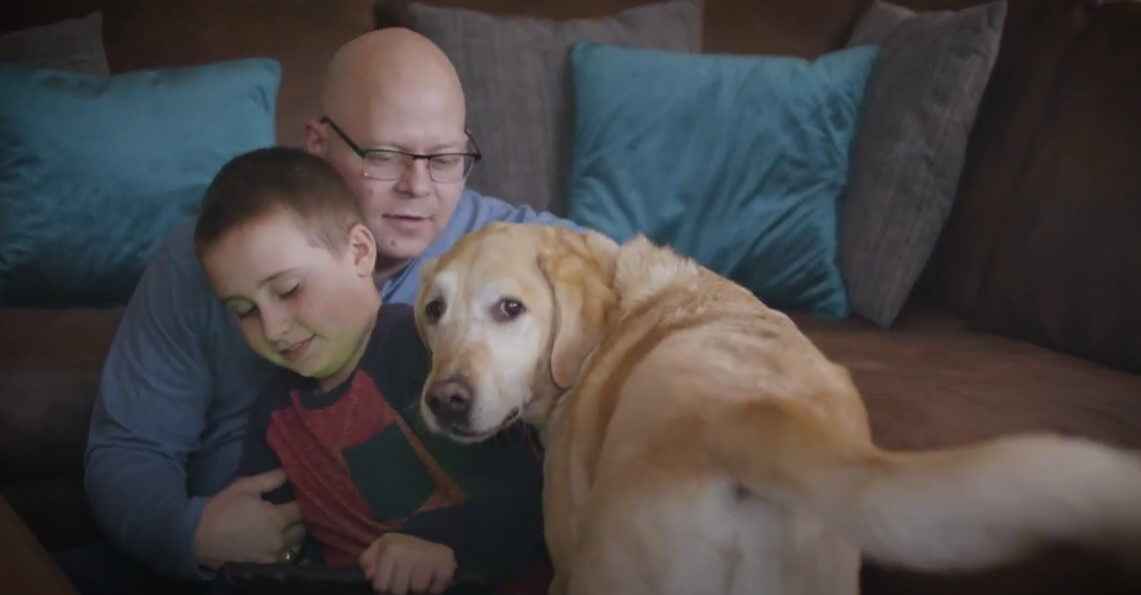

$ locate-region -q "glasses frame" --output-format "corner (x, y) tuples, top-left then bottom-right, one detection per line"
(320, 116), (482, 183)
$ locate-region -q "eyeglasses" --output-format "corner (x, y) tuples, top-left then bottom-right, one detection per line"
(321, 116), (482, 183)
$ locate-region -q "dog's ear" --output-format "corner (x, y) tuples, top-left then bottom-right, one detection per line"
(413, 256), (440, 346)
(538, 229), (619, 389)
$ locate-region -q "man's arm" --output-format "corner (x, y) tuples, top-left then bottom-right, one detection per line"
(84, 224), (218, 580)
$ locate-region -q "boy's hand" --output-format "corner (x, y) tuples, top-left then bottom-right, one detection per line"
(359, 532), (456, 595)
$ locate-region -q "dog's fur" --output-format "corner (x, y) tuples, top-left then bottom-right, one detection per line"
(413, 222), (1141, 595)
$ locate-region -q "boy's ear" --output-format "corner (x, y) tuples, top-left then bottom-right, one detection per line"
(347, 222), (377, 276)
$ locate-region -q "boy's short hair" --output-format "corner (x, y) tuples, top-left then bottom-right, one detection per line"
(194, 146), (365, 259)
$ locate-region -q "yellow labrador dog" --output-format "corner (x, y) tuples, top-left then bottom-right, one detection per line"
(413, 222), (1141, 595)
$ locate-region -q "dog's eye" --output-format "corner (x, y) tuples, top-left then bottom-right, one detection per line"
(424, 298), (446, 323)
(494, 298), (525, 322)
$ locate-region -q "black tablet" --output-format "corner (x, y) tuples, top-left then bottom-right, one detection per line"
(212, 562), (497, 595)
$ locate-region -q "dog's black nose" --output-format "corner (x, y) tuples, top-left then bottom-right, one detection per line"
(426, 379), (473, 425)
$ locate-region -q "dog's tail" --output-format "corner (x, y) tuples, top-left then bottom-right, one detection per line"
(704, 399), (1141, 573)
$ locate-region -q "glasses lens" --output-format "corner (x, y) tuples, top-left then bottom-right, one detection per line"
(361, 152), (476, 182)
(427, 154), (475, 183)
(361, 152), (403, 180)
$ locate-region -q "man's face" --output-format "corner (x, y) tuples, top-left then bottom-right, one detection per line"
(312, 89), (470, 269)
(201, 210), (378, 385)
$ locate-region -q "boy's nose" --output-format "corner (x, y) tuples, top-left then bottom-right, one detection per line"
(425, 378), (473, 426)
(260, 310), (291, 342)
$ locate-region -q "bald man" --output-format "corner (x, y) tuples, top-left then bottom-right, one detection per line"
(70, 27), (573, 595)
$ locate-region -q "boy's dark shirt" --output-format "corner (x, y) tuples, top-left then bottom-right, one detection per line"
(238, 303), (549, 593)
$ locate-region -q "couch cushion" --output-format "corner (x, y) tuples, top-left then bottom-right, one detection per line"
(839, 0), (1005, 329)
(966, 1), (1141, 376)
(567, 42), (880, 319)
(795, 304), (1141, 453)
(918, 0), (1096, 316)
(404, 0), (702, 214)
(0, 58), (279, 308)
(0, 307), (117, 547)
(0, 308), (123, 481)
(794, 303), (1141, 594)
(0, 11), (109, 75)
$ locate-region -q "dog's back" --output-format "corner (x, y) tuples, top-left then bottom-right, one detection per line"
(549, 234), (1141, 595)
(544, 237), (867, 594)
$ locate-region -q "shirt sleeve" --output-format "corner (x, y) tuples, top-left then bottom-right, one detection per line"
(237, 375), (292, 505)
(370, 304), (547, 583)
(395, 431), (546, 586)
(83, 224), (218, 581)
(473, 190), (582, 230)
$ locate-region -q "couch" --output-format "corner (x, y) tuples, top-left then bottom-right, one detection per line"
(1, 0), (1138, 593)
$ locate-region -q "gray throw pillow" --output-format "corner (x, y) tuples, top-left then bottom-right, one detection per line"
(840, 0), (1006, 328)
(405, 0), (703, 215)
(0, 12), (110, 75)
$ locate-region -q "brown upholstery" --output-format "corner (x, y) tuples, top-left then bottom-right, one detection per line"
(965, 1), (1141, 375)
(796, 305), (1141, 595)
(796, 306), (1141, 453)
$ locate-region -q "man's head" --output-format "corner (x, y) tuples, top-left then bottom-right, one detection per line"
(194, 147), (381, 390)
(305, 27), (478, 277)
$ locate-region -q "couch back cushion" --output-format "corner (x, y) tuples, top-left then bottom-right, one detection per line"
(0, 58), (280, 307)
(0, 11), (109, 75)
(566, 42), (880, 319)
(1, 0), (375, 148)
(381, 0), (868, 58)
(403, 0), (703, 214)
(917, 0), (1104, 313)
(962, 1), (1141, 375)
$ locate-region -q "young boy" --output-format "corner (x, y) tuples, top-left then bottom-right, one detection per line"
(192, 146), (549, 595)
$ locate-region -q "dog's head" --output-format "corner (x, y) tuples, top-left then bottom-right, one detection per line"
(414, 222), (619, 443)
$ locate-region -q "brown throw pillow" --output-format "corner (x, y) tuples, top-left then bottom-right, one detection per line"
(404, 0), (703, 215)
(839, 1), (1006, 328)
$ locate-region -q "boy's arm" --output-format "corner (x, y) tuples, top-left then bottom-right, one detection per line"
(238, 376), (330, 566)
(84, 224), (219, 580)
(395, 439), (546, 585)
(238, 376), (292, 505)
(374, 304), (546, 583)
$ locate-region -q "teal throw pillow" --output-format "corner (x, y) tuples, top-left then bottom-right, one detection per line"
(0, 57), (281, 307)
(566, 43), (879, 319)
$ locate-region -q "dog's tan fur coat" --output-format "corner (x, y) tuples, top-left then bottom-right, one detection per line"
(414, 222), (1141, 595)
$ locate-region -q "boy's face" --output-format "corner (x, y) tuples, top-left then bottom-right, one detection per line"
(201, 208), (380, 385)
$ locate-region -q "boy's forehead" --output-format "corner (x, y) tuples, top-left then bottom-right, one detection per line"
(207, 211), (326, 287)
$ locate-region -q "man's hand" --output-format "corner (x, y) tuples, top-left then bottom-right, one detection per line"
(360, 532), (456, 595)
(192, 468), (305, 569)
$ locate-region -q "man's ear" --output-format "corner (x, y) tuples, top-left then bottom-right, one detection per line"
(347, 222), (377, 277)
(538, 230), (618, 389)
(304, 118), (326, 156)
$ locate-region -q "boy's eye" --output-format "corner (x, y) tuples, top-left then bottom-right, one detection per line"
(279, 283), (301, 299)
(234, 305), (258, 319)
